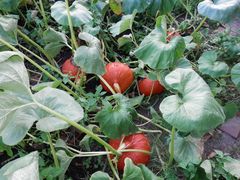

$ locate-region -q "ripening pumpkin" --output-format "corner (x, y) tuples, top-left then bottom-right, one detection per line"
(61, 58), (81, 80)
(109, 133), (151, 171)
(100, 62), (134, 93)
(138, 78), (164, 96)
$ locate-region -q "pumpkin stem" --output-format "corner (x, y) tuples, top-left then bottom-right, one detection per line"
(113, 83), (121, 93)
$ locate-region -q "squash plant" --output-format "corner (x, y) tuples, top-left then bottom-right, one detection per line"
(0, 0), (239, 179)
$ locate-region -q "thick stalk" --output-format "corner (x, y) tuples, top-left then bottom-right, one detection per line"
(39, 0), (48, 29)
(168, 127), (175, 166)
(35, 101), (120, 156)
(65, 0), (78, 50)
(47, 133), (60, 167)
(191, 17), (207, 35)
(0, 38), (78, 98)
(18, 44), (79, 91)
(17, 29), (56, 66)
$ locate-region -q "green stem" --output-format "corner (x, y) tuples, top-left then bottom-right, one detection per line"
(17, 44), (79, 91)
(35, 102), (120, 156)
(65, 0), (78, 50)
(17, 29), (56, 66)
(179, 0), (194, 19)
(39, 0), (48, 29)
(105, 148), (120, 180)
(168, 127), (175, 166)
(47, 133), (60, 167)
(191, 17), (207, 35)
(0, 38), (78, 98)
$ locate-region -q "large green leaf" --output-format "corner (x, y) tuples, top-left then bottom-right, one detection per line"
(123, 158), (144, 180)
(198, 0), (240, 22)
(122, 0), (151, 14)
(138, 165), (163, 180)
(134, 35), (185, 70)
(159, 68), (225, 136)
(231, 63), (240, 89)
(43, 28), (70, 58)
(95, 94), (138, 139)
(0, 51), (36, 145)
(0, 151), (39, 180)
(51, 1), (93, 27)
(173, 135), (203, 168)
(90, 171), (112, 180)
(109, 13), (136, 37)
(198, 51), (229, 78)
(73, 32), (105, 75)
(223, 157), (240, 179)
(0, 15), (18, 46)
(0, 0), (21, 12)
(34, 87), (84, 132)
(147, 0), (177, 16)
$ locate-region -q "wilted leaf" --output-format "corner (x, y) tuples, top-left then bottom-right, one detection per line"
(51, 1), (93, 27)
(73, 32), (105, 75)
(0, 151), (39, 180)
(159, 68), (225, 136)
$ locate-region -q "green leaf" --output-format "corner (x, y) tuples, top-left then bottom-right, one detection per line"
(198, 51), (229, 78)
(159, 68), (225, 136)
(198, 0), (240, 22)
(0, 0), (21, 12)
(95, 94), (138, 139)
(122, 0), (151, 14)
(223, 157), (240, 179)
(183, 36), (197, 50)
(0, 15), (18, 46)
(90, 171), (112, 180)
(32, 81), (61, 92)
(118, 34), (133, 47)
(223, 102), (239, 120)
(43, 28), (70, 58)
(109, 0), (122, 15)
(231, 63), (240, 89)
(200, 160), (212, 180)
(134, 35), (185, 70)
(147, 0), (177, 16)
(34, 87), (84, 132)
(109, 13), (136, 37)
(51, 1), (93, 27)
(174, 58), (192, 69)
(139, 165), (163, 180)
(73, 32), (105, 75)
(0, 151), (39, 180)
(173, 135), (203, 168)
(0, 138), (13, 157)
(123, 158), (144, 180)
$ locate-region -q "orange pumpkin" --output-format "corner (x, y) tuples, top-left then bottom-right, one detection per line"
(138, 78), (164, 96)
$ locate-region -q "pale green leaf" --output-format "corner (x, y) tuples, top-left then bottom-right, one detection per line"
(34, 87), (84, 132)
(223, 157), (240, 178)
(109, 13), (136, 37)
(90, 171), (112, 180)
(73, 32), (105, 75)
(198, 51), (229, 78)
(0, 15), (18, 46)
(0, 151), (39, 180)
(231, 62), (240, 88)
(173, 135), (203, 168)
(51, 1), (93, 27)
(200, 160), (212, 180)
(159, 68), (225, 136)
(198, 0), (240, 22)
(95, 94), (138, 139)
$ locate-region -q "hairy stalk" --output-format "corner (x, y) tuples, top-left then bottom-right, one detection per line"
(105, 148), (120, 180)
(192, 17), (207, 35)
(0, 38), (78, 98)
(47, 133), (60, 167)
(39, 0), (48, 29)
(17, 29), (56, 66)
(18, 44), (79, 91)
(35, 101), (120, 156)
(168, 127), (175, 166)
(65, 0), (78, 50)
